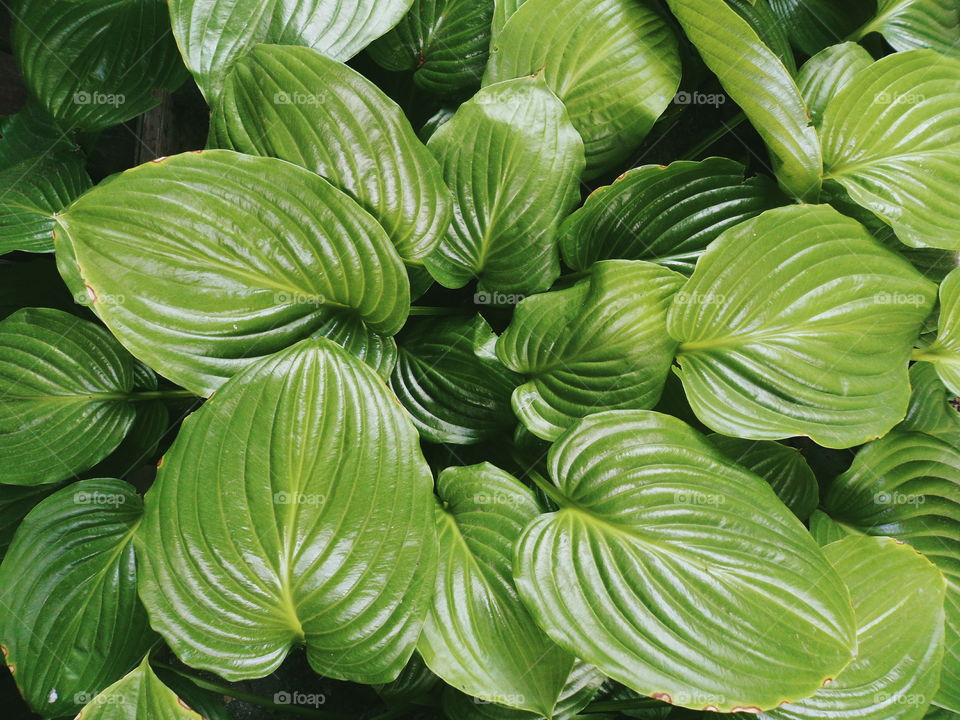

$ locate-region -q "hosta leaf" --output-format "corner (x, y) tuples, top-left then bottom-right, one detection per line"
(797, 43), (874, 127)
(420, 464), (575, 716)
(0, 484), (57, 560)
(902, 363), (960, 439)
(558, 158), (783, 274)
(809, 510), (849, 547)
(707, 436), (819, 520)
(821, 50), (960, 251)
(664, 0), (822, 200)
(55, 150), (408, 396)
(0, 308), (136, 486)
(484, 0), (680, 178)
(391, 316), (520, 445)
(369, 0), (495, 95)
(668, 204), (937, 449)
(497, 260), (684, 441)
(822, 431), (960, 712)
(136, 338), (437, 682)
(170, 0), (415, 98)
(854, 0), (960, 57)
(916, 267), (960, 395)
(761, 536), (946, 720)
(514, 410), (856, 712)
(491, 0), (526, 43)
(726, 0), (796, 74)
(0, 102), (75, 168)
(78, 658), (203, 720)
(767, 1), (873, 56)
(210, 45), (451, 265)
(11, 0), (185, 132)
(0, 479), (155, 717)
(374, 653), (439, 702)
(424, 77), (584, 294)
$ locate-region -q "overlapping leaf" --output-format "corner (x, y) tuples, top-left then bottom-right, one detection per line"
(916, 267), (960, 395)
(55, 150), (408, 396)
(77, 658), (203, 720)
(210, 45), (451, 264)
(767, 0), (872, 56)
(491, 0), (526, 43)
(425, 77), (584, 293)
(135, 339), (437, 682)
(484, 0), (680, 178)
(0, 484), (57, 560)
(902, 363), (960, 439)
(0, 479), (155, 717)
(727, 0), (796, 74)
(497, 261), (684, 441)
(797, 43), (874, 127)
(558, 158), (783, 274)
(668, 204), (937, 448)
(854, 0), (960, 57)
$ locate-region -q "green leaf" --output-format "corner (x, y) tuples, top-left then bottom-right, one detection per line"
(11, 0), (185, 132)
(369, 0), (495, 95)
(420, 463), (576, 716)
(915, 267), (960, 395)
(707, 436), (819, 520)
(497, 260), (684, 441)
(0, 102), (76, 169)
(797, 43), (874, 127)
(853, 0), (960, 57)
(484, 0), (681, 178)
(77, 657), (203, 720)
(760, 536), (946, 720)
(808, 510), (850, 547)
(822, 431), (960, 713)
(821, 50), (960, 251)
(491, 0), (527, 43)
(210, 45), (452, 265)
(169, 0), (415, 98)
(55, 150), (408, 396)
(514, 410), (857, 712)
(424, 77), (584, 293)
(374, 652), (439, 703)
(136, 338), (437, 682)
(902, 363), (960, 439)
(668, 204), (937, 449)
(558, 158), (783, 274)
(0, 308), (137, 486)
(0, 484), (58, 560)
(726, 0), (797, 75)
(0, 479), (155, 717)
(664, 0), (822, 200)
(391, 315), (520, 445)
(767, 0), (873, 56)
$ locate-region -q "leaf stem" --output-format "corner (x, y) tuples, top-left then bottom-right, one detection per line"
(912, 348), (960, 365)
(524, 467), (569, 509)
(679, 112), (748, 161)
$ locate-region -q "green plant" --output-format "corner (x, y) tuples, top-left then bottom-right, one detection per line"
(0, 1), (957, 719)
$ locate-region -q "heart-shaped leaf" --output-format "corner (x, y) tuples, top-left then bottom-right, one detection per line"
(424, 76), (584, 294)
(497, 260), (685, 441)
(210, 45), (451, 265)
(797, 43), (874, 127)
(668, 204), (937, 448)
(761, 536), (946, 720)
(170, 0), (414, 98)
(822, 431), (960, 713)
(902, 363), (960, 439)
(853, 0), (960, 57)
(915, 267), (960, 395)
(136, 338), (437, 682)
(55, 150), (408, 396)
(767, 0), (872, 56)
(484, 0), (680, 179)
(821, 50), (960, 251)
(558, 158), (783, 274)
(0, 308), (137, 486)
(514, 410), (857, 712)
(0, 479), (155, 717)
(77, 657), (203, 720)
(420, 463), (576, 716)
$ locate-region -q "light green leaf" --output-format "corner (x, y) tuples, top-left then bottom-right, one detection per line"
(169, 0), (415, 98)
(136, 338), (437, 682)
(822, 431), (960, 713)
(809, 510), (850, 547)
(915, 267), (960, 395)
(55, 150), (408, 396)
(821, 50), (960, 251)
(853, 0), (960, 57)
(558, 158), (783, 274)
(668, 204), (937, 449)
(369, 0), (495, 94)
(420, 464), (575, 716)
(491, 0), (526, 43)
(11, 0), (185, 132)
(902, 363), (960, 439)
(767, 0), (873, 56)
(664, 0), (822, 200)
(0, 308), (137, 486)
(707, 436), (819, 520)
(514, 410), (857, 712)
(210, 45), (452, 265)
(761, 536), (946, 720)
(425, 77), (584, 293)
(391, 315), (520, 445)
(497, 260), (684, 441)
(797, 43), (874, 127)
(0, 479), (155, 718)
(484, 0), (680, 178)
(77, 657), (203, 720)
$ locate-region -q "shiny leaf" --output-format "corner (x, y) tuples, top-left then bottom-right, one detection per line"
(77, 658), (203, 720)
(854, 0), (960, 57)
(797, 43), (874, 127)
(902, 363), (960, 439)
(768, 0), (872, 56)
(916, 267), (960, 395)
